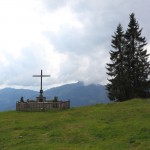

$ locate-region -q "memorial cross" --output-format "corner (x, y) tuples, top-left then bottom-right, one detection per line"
(33, 70), (50, 95)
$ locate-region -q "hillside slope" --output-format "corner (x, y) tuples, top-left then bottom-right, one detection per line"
(0, 99), (150, 150)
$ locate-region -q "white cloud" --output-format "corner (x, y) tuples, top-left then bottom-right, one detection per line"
(0, 0), (78, 90)
(41, 5), (83, 33)
(0, 0), (44, 60)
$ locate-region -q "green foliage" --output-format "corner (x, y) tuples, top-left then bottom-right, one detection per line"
(107, 13), (150, 101)
(0, 99), (150, 149)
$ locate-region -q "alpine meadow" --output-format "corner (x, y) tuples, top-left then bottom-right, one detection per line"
(0, 99), (150, 149)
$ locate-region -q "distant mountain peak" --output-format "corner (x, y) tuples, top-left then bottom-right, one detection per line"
(76, 81), (84, 85)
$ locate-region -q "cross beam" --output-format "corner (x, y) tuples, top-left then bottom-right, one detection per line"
(33, 70), (50, 95)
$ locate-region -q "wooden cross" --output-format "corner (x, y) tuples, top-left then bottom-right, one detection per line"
(33, 70), (50, 95)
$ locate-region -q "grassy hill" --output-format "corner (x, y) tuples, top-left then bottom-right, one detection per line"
(0, 99), (150, 150)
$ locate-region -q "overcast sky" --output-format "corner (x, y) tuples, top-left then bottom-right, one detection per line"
(0, 0), (149, 90)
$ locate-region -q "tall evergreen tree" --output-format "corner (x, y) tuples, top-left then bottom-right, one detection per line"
(106, 24), (127, 101)
(107, 13), (150, 101)
(125, 13), (150, 98)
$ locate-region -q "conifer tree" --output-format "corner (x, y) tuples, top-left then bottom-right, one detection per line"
(106, 24), (127, 101)
(107, 13), (150, 101)
(125, 13), (150, 98)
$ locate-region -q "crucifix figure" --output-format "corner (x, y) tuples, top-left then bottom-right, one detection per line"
(33, 70), (50, 101)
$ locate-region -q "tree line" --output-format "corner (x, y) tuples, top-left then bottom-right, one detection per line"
(106, 13), (150, 101)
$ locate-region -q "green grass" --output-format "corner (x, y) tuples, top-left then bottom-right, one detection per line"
(0, 99), (150, 150)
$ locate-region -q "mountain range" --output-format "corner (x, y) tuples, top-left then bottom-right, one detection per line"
(0, 82), (110, 111)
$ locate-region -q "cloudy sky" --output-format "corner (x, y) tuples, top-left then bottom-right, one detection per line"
(0, 0), (149, 90)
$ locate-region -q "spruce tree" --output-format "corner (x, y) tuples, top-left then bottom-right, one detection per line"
(106, 24), (127, 101)
(125, 13), (150, 98)
(107, 13), (150, 101)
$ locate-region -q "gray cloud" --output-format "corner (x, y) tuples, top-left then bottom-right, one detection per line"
(43, 0), (68, 11)
(42, 0), (150, 86)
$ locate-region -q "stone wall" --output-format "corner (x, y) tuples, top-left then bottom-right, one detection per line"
(16, 101), (70, 111)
